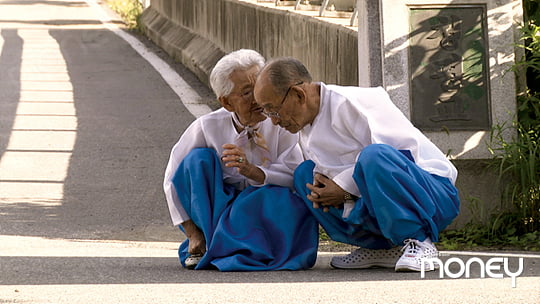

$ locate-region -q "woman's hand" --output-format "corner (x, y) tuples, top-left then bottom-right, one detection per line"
(306, 173), (348, 212)
(221, 144), (265, 184)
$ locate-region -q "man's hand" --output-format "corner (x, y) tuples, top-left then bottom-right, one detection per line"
(306, 173), (348, 212)
(221, 144), (265, 184)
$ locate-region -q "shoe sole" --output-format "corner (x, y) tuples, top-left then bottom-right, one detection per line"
(395, 263), (440, 272)
(330, 261), (395, 269)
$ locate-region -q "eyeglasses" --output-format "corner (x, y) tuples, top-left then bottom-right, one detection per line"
(262, 81), (303, 119)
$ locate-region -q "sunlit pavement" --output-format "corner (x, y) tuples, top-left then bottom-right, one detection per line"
(0, 233), (539, 304)
(0, 0), (539, 303)
(0, 0), (186, 241)
(0, 27), (76, 209)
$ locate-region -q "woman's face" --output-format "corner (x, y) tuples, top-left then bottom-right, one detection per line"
(220, 65), (266, 127)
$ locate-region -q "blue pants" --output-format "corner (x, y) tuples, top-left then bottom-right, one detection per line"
(173, 148), (319, 271)
(294, 144), (460, 249)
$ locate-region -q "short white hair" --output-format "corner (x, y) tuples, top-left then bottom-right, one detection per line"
(209, 49), (265, 98)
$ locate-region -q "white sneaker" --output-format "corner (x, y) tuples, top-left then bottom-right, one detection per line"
(330, 247), (401, 269)
(395, 238), (439, 272)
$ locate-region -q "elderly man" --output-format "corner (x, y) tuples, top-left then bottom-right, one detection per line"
(253, 57), (460, 272)
(163, 50), (318, 271)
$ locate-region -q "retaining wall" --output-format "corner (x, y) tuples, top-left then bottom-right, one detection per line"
(140, 0), (358, 88)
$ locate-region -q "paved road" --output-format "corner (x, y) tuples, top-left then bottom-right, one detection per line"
(0, 0), (538, 303)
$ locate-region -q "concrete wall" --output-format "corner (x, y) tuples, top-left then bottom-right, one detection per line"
(140, 0), (358, 88)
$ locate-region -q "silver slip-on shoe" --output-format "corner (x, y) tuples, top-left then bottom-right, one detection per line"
(330, 246), (402, 269)
(185, 253), (203, 270)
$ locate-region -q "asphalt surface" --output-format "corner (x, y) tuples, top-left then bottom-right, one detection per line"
(0, 0), (538, 303)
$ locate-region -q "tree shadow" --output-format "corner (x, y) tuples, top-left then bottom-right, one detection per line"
(376, 1), (522, 227)
(0, 29), (22, 165)
(0, 26), (192, 242)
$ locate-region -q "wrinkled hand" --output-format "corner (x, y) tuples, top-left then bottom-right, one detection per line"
(221, 144), (250, 173)
(221, 144), (264, 183)
(306, 173), (347, 212)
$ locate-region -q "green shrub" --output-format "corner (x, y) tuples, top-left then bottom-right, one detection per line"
(106, 0), (143, 30)
(440, 1), (540, 250)
(490, 0), (540, 235)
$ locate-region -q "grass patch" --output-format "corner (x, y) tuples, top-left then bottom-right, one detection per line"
(439, 226), (540, 251)
(104, 0), (143, 31)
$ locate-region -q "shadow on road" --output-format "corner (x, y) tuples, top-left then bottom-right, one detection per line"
(0, 26), (192, 241)
(0, 254), (538, 285)
(0, 29), (22, 167)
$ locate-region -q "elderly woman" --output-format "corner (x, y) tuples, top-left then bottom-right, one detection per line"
(163, 49), (318, 271)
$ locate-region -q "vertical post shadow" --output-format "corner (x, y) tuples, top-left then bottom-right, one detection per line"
(0, 29), (22, 159)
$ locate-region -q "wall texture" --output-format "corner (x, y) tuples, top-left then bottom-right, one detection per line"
(140, 0), (358, 87)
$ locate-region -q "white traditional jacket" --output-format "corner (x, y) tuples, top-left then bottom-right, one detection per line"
(164, 108), (303, 226)
(299, 82), (458, 198)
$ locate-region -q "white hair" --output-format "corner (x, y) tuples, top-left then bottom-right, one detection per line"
(209, 49), (265, 98)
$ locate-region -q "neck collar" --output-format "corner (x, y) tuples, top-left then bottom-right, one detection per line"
(231, 113), (260, 133)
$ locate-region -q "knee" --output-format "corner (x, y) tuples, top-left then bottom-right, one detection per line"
(294, 160), (315, 192)
(295, 160), (315, 174)
(357, 144), (394, 166)
(184, 148), (217, 162)
(294, 160), (315, 180)
(181, 148), (219, 169)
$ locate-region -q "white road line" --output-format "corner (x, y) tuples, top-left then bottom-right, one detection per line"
(85, 0), (212, 118)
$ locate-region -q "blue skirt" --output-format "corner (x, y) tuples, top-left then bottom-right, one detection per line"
(294, 144), (460, 249)
(172, 148), (319, 271)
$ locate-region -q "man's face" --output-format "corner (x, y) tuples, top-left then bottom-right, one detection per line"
(221, 65), (266, 127)
(253, 72), (305, 134)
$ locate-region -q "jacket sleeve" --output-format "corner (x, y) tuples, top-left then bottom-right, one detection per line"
(253, 128), (303, 189)
(163, 120), (207, 226)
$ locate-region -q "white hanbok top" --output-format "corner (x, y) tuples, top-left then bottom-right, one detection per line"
(164, 108), (303, 226)
(299, 82), (458, 198)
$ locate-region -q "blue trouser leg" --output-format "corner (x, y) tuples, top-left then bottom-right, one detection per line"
(351, 144), (459, 244)
(294, 160), (394, 249)
(208, 185), (319, 271)
(172, 148), (237, 269)
(294, 144), (460, 248)
(173, 148), (319, 270)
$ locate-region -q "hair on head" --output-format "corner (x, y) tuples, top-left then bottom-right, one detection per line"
(209, 49), (265, 98)
(264, 57), (312, 95)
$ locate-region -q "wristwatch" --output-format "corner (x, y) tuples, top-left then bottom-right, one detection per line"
(344, 191), (353, 201)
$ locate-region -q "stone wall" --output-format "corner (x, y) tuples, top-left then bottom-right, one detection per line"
(371, 0), (523, 161)
(140, 0), (358, 88)
(360, 0), (524, 228)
